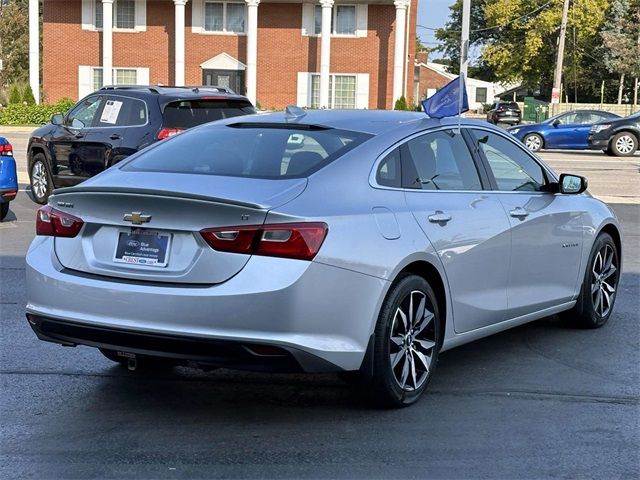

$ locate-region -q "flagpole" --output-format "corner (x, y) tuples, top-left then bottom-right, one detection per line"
(458, 0), (471, 132)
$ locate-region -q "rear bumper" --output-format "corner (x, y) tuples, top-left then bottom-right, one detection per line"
(26, 236), (387, 372)
(27, 314), (339, 372)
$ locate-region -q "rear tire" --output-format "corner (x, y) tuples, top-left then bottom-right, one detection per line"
(30, 154), (53, 204)
(367, 274), (441, 408)
(610, 132), (638, 157)
(560, 233), (620, 328)
(0, 203), (8, 221)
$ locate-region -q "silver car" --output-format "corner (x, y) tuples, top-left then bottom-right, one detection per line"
(26, 110), (622, 407)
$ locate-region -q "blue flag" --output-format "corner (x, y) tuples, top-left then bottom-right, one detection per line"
(421, 74), (469, 119)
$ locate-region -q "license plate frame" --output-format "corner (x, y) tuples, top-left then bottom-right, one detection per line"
(113, 229), (172, 268)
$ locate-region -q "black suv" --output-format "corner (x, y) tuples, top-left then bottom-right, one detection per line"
(486, 101), (522, 125)
(588, 111), (640, 156)
(27, 85), (255, 203)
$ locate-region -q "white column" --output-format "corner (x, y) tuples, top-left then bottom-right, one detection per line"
(319, 0), (333, 109)
(102, 0), (114, 86)
(392, 0), (409, 104)
(245, 0), (259, 103)
(29, 0), (40, 103)
(174, 0), (188, 86)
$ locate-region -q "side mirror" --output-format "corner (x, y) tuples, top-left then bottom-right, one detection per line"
(559, 173), (588, 194)
(552, 119), (561, 127)
(51, 114), (63, 125)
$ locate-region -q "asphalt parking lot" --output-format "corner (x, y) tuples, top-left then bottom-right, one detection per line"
(1, 129), (639, 478)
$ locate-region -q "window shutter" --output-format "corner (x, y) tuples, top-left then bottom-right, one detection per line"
(297, 72), (310, 107)
(356, 73), (369, 109)
(135, 0), (147, 31)
(78, 66), (93, 99)
(137, 67), (150, 85)
(192, 0), (205, 33)
(81, 0), (94, 30)
(355, 4), (368, 38)
(301, 3), (315, 36)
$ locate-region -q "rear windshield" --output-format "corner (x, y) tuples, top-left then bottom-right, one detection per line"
(162, 100), (256, 128)
(500, 102), (519, 109)
(123, 124), (372, 178)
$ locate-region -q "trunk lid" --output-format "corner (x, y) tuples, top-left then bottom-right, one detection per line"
(51, 172), (307, 284)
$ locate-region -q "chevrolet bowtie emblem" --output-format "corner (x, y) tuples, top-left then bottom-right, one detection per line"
(123, 212), (151, 225)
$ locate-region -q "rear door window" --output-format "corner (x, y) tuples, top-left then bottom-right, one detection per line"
(402, 129), (483, 191)
(162, 99), (256, 129)
(95, 96), (147, 127)
(123, 124), (371, 178)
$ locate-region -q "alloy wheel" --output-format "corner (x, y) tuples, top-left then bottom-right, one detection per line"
(32, 162), (48, 200)
(389, 290), (436, 392)
(615, 135), (635, 154)
(591, 244), (617, 318)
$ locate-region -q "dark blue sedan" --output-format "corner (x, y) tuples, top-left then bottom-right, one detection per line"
(507, 110), (620, 152)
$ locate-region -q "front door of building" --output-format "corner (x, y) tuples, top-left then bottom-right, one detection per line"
(203, 69), (245, 95)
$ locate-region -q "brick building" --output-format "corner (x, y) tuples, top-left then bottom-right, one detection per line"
(33, 0), (418, 110)
(413, 51), (506, 111)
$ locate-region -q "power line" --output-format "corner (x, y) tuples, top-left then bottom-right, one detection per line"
(417, 0), (557, 34)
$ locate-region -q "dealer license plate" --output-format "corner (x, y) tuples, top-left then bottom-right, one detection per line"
(113, 229), (171, 267)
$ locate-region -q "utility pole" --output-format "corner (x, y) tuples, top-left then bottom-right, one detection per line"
(459, 0), (471, 78)
(551, 0), (570, 105)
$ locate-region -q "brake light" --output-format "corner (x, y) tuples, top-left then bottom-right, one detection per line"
(36, 205), (84, 237)
(200, 222), (328, 261)
(156, 127), (184, 140)
(0, 143), (13, 156)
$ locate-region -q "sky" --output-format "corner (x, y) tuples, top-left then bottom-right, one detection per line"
(417, 0), (455, 58)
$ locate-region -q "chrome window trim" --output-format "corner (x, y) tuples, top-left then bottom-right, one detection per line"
(369, 124), (559, 194)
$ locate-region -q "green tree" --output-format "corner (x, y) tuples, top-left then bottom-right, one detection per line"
(436, 0), (611, 101)
(22, 83), (36, 104)
(600, 0), (640, 103)
(8, 84), (21, 104)
(0, 1), (29, 87)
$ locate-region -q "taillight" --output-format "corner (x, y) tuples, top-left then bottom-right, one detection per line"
(0, 143), (13, 156)
(200, 222), (328, 261)
(156, 127), (184, 140)
(36, 205), (84, 237)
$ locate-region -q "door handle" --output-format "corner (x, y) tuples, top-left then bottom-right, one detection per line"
(509, 207), (529, 219)
(109, 133), (122, 140)
(428, 211), (452, 224)
(74, 133), (84, 139)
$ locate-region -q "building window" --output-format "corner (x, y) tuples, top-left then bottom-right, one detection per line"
(92, 67), (138, 89)
(310, 74), (356, 109)
(313, 4), (356, 35)
(205, 2), (246, 33)
(475, 87), (488, 104)
(95, 0), (136, 29)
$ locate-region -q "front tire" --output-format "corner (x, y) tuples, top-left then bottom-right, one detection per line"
(368, 274), (441, 408)
(610, 132), (638, 157)
(524, 133), (544, 152)
(30, 154), (53, 204)
(561, 233), (620, 328)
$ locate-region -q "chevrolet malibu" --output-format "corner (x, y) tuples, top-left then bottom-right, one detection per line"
(25, 110), (622, 407)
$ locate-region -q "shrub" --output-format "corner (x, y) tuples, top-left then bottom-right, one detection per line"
(0, 98), (75, 125)
(8, 84), (22, 104)
(394, 95), (409, 111)
(22, 85), (36, 105)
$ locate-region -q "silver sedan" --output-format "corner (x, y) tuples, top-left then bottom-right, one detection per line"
(25, 110), (622, 407)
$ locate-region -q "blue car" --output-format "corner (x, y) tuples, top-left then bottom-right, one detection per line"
(0, 136), (18, 221)
(507, 110), (620, 152)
